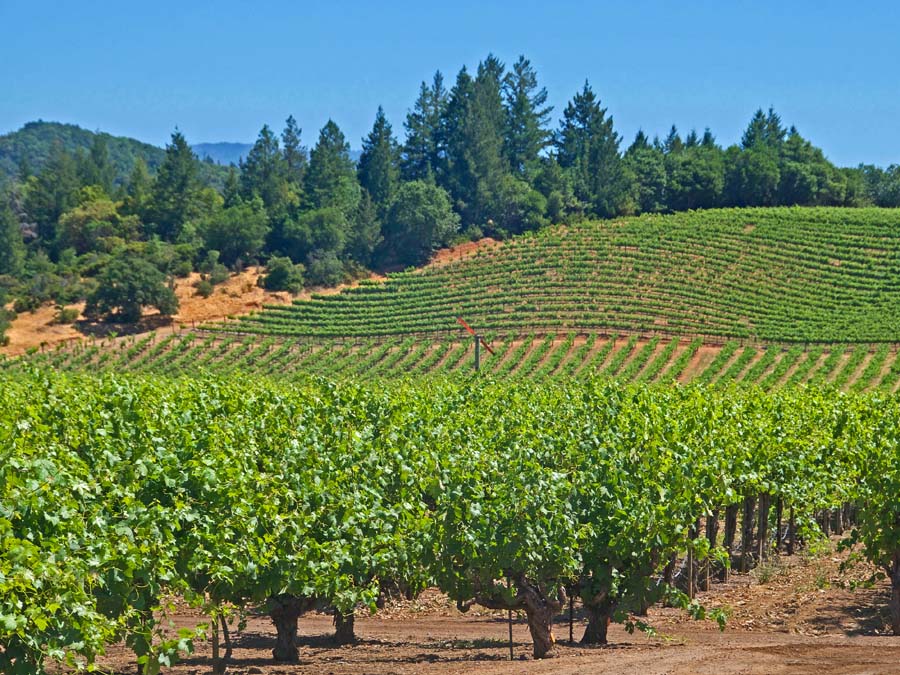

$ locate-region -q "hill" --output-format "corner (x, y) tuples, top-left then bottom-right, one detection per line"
(229, 207), (900, 344)
(0, 120), (229, 187)
(191, 141), (253, 166)
(8, 206), (900, 392)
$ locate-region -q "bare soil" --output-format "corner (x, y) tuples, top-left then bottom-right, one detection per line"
(1, 269), (385, 357)
(81, 546), (900, 675)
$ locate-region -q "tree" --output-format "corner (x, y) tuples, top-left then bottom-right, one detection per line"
(78, 135), (115, 195)
(148, 131), (204, 240)
(379, 181), (459, 266)
(347, 191), (382, 266)
(121, 158), (152, 220)
(198, 198), (270, 267)
(222, 166), (242, 208)
(401, 72), (448, 182)
(555, 81), (630, 218)
(24, 142), (81, 243)
(0, 194), (25, 277)
(665, 145), (725, 211)
(624, 131), (666, 214)
(305, 120), (360, 216)
(503, 55), (553, 175)
(281, 115), (308, 188)
(280, 207), (349, 265)
(56, 192), (141, 254)
(443, 56), (510, 228)
(84, 253), (178, 322)
(241, 125), (292, 219)
(259, 256), (304, 293)
(358, 106), (400, 214)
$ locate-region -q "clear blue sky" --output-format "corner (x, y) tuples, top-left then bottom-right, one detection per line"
(2, 1), (898, 166)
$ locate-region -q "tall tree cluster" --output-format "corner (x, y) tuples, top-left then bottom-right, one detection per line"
(1, 52), (898, 334)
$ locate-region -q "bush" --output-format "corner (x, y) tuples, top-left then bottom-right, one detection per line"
(259, 257), (304, 294)
(195, 279), (214, 298)
(305, 250), (345, 287)
(52, 306), (80, 324)
(13, 295), (41, 313)
(84, 254), (178, 323)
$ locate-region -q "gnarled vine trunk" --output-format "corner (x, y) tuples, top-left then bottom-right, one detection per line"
(333, 609), (356, 644)
(268, 594), (315, 662)
(469, 578), (564, 659)
(580, 593), (615, 645)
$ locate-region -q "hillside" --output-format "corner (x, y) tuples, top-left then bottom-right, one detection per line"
(229, 207), (900, 343)
(0, 121), (229, 187)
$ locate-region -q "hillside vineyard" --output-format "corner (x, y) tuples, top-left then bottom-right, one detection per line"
(227, 207), (900, 343)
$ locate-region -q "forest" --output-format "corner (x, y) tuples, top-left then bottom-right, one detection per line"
(2, 53), (900, 344)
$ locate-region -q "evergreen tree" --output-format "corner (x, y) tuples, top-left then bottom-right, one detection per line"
(240, 125), (289, 215)
(281, 115), (308, 188)
(24, 142), (81, 243)
(305, 120), (361, 215)
(402, 72), (448, 181)
(121, 158), (152, 220)
(444, 56), (510, 227)
(503, 55), (553, 175)
(347, 190), (382, 266)
(684, 129), (700, 148)
(625, 131), (666, 213)
(358, 106), (400, 214)
(148, 131), (204, 240)
(555, 81), (630, 218)
(666, 144), (725, 211)
(78, 135), (114, 194)
(663, 125), (684, 154)
(0, 194), (25, 277)
(222, 166), (242, 208)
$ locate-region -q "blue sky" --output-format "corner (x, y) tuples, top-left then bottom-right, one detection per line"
(2, 1), (898, 166)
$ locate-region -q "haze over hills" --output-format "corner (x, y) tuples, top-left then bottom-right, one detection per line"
(0, 121), (228, 188)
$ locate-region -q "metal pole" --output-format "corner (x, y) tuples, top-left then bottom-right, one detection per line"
(474, 334), (481, 372)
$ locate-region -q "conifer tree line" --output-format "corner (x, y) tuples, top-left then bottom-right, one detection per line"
(1, 53), (899, 332)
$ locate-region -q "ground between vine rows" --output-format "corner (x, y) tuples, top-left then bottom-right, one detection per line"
(77, 544), (900, 675)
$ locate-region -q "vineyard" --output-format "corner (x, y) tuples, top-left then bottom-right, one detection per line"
(9, 330), (900, 392)
(223, 207), (900, 343)
(2, 371), (900, 674)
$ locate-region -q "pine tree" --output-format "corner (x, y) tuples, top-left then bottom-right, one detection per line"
(663, 125), (683, 154)
(122, 158), (152, 219)
(282, 115), (308, 187)
(625, 131), (666, 213)
(305, 120), (360, 215)
(402, 72), (448, 181)
(741, 109), (768, 149)
(358, 106), (400, 214)
(240, 125), (288, 213)
(503, 55), (553, 175)
(78, 135), (114, 194)
(148, 130), (203, 240)
(23, 142), (80, 244)
(223, 166), (242, 208)
(0, 193), (25, 277)
(555, 81), (629, 218)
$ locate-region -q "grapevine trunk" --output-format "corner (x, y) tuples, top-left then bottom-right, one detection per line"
(581, 595), (615, 645)
(334, 609), (356, 644)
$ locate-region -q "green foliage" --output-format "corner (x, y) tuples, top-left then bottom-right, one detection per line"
(379, 180), (460, 266)
(197, 198), (270, 267)
(1, 371), (897, 672)
(84, 253), (178, 322)
(305, 120), (360, 215)
(0, 195), (25, 276)
(358, 106), (400, 213)
(148, 131), (207, 240)
(259, 256), (304, 293)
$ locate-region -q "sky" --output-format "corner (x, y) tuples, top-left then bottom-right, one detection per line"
(1, 1), (898, 167)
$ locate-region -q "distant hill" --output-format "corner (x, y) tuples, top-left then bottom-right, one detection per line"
(191, 142), (253, 166)
(0, 121), (229, 189)
(192, 142), (363, 167)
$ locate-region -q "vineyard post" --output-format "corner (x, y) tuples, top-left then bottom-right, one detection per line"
(507, 577), (514, 660)
(475, 333), (481, 372)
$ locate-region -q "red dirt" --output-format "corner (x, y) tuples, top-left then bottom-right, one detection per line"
(80, 545), (900, 675)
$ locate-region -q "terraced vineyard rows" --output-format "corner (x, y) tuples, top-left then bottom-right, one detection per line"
(8, 330), (900, 393)
(220, 208), (900, 343)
